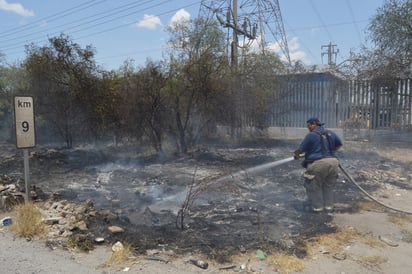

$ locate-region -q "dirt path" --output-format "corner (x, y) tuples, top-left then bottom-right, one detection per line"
(2, 206), (412, 274)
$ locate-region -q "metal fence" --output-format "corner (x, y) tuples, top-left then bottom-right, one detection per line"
(349, 78), (411, 130)
(271, 73), (412, 130)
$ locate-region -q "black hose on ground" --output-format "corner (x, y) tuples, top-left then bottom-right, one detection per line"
(338, 163), (412, 215)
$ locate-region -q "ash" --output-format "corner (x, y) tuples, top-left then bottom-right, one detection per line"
(1, 135), (411, 262)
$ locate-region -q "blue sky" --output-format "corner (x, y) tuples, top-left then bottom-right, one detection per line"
(0, 0), (385, 71)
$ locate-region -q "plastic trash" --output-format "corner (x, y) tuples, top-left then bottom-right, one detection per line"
(189, 259), (208, 269)
(256, 249), (266, 260)
(1, 216), (12, 226)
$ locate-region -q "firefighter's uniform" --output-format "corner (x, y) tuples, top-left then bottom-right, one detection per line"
(296, 118), (343, 212)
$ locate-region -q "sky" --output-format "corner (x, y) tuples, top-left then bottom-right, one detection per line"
(0, 0), (386, 71)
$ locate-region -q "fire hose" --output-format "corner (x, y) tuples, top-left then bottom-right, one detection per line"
(212, 155), (412, 214)
(338, 163), (412, 215)
(292, 152), (412, 214)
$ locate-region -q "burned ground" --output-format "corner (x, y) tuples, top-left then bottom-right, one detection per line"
(1, 135), (411, 263)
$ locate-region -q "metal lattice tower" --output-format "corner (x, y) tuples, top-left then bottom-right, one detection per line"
(199, 0), (291, 66)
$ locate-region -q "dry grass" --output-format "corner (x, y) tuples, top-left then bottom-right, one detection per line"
(363, 236), (386, 248)
(105, 242), (134, 267)
(267, 252), (305, 274)
(308, 226), (388, 269)
(357, 255), (387, 268)
(236, 227), (366, 273)
(356, 201), (385, 212)
(401, 230), (412, 243)
(230, 249), (305, 274)
(387, 213), (412, 227)
(67, 234), (95, 252)
(310, 226), (361, 255)
(9, 203), (47, 238)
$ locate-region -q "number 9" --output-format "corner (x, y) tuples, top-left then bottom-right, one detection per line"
(22, 121), (29, 132)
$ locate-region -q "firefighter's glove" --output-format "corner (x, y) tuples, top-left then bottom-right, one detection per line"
(294, 149), (303, 160)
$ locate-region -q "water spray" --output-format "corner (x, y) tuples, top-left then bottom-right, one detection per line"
(212, 156), (295, 185)
(241, 156), (296, 174)
(177, 156), (297, 229)
(211, 154), (412, 215)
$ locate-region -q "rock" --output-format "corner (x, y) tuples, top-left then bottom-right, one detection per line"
(108, 225), (124, 234)
(6, 184), (16, 191)
(94, 237), (105, 244)
(146, 249), (160, 256)
(85, 199), (94, 208)
(189, 259), (208, 269)
(111, 199), (121, 207)
(0, 185), (9, 192)
(76, 220), (88, 231)
(61, 230), (73, 237)
(44, 217), (63, 225)
(30, 190), (37, 200)
(112, 241), (124, 252)
(101, 210), (118, 222)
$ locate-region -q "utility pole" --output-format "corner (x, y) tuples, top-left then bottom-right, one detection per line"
(217, 0), (255, 67)
(203, 0), (289, 67)
(321, 42), (339, 66)
(231, 0), (238, 67)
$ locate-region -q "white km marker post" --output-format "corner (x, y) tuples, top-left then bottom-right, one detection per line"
(14, 96), (36, 203)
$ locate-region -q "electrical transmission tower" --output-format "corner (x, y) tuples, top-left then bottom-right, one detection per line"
(321, 42), (339, 67)
(199, 0), (291, 67)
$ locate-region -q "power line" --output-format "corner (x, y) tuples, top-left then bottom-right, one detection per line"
(282, 19), (318, 62)
(97, 47), (167, 62)
(1, 1), (201, 64)
(92, 2), (202, 64)
(0, 0), (380, 69)
(309, 0), (333, 42)
(0, 0), (156, 49)
(345, 0), (363, 44)
(0, 0), (148, 44)
(76, 1), (200, 40)
(284, 19), (370, 32)
(1, 1), (201, 53)
(0, 0), (106, 37)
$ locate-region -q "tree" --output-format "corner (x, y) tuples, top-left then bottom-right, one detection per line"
(165, 17), (228, 153)
(238, 51), (284, 130)
(137, 62), (169, 152)
(117, 61), (168, 152)
(369, 0), (411, 58)
(90, 70), (123, 142)
(362, 0), (411, 78)
(0, 62), (31, 141)
(24, 34), (103, 148)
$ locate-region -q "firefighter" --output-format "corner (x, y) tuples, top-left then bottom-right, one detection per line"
(294, 117), (343, 213)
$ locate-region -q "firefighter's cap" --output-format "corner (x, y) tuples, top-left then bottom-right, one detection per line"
(306, 117), (324, 126)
